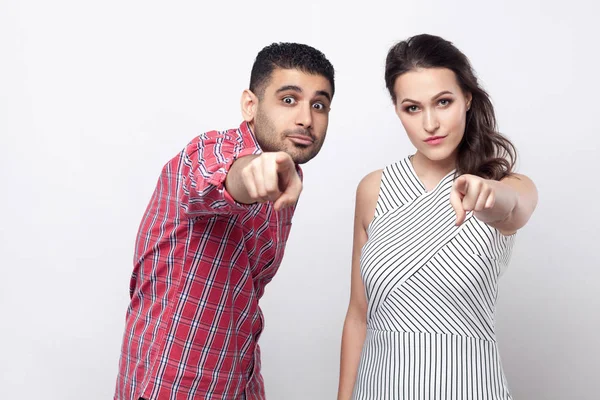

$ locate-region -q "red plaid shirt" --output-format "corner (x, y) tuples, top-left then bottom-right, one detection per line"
(115, 122), (298, 400)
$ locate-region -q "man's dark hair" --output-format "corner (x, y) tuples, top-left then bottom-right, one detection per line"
(249, 42), (335, 98)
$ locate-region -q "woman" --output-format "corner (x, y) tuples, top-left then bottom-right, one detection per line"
(338, 34), (538, 399)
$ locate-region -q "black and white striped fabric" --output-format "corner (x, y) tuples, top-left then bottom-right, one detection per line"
(353, 156), (516, 400)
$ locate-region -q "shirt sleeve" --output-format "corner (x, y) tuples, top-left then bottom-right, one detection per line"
(178, 131), (260, 217)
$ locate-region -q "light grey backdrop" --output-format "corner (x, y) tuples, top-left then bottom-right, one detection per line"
(1, 0), (598, 399)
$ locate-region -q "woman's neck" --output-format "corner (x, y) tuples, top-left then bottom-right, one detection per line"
(411, 151), (457, 191)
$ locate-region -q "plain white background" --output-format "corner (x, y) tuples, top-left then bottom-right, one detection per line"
(1, 0), (598, 399)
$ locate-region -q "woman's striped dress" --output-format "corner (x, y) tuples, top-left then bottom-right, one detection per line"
(353, 156), (516, 400)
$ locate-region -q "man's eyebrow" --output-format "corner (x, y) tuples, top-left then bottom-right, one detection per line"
(275, 85), (302, 94)
(276, 86), (332, 102)
(315, 90), (332, 102)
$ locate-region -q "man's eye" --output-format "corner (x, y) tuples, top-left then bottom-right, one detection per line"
(283, 97), (296, 105)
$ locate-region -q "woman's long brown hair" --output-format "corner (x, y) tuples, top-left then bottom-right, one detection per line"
(385, 34), (516, 180)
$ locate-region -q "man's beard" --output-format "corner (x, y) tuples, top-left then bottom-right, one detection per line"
(253, 107), (323, 164)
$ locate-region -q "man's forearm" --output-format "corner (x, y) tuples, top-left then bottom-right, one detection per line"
(224, 154), (260, 205)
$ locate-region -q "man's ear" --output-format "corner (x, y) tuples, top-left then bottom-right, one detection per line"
(241, 89), (259, 123)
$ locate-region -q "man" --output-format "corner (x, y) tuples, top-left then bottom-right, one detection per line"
(114, 43), (335, 400)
